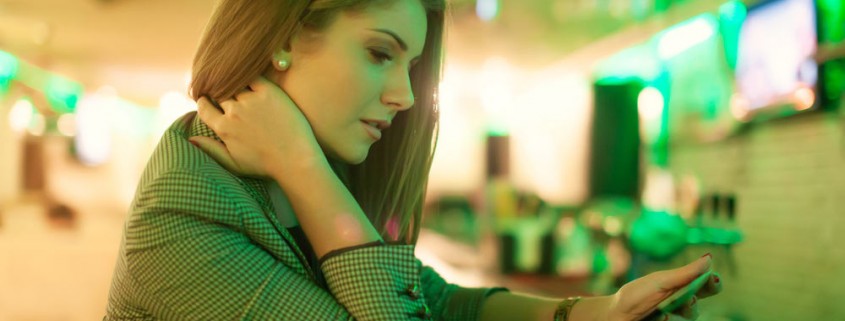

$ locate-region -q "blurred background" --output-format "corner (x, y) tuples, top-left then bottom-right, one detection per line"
(1, 0), (844, 320)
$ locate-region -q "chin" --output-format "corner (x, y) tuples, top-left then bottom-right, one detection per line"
(333, 148), (369, 165)
(345, 151), (369, 165)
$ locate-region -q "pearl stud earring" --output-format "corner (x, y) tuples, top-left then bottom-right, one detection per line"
(277, 59), (290, 71)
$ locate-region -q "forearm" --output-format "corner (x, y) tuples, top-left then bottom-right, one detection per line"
(270, 154), (382, 259)
(480, 291), (612, 321)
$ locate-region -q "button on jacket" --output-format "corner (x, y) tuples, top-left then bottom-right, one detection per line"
(104, 112), (507, 320)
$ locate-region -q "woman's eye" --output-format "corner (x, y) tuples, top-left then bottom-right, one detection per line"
(369, 49), (393, 65)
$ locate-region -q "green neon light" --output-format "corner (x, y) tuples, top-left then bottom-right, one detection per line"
(655, 14), (718, 60)
(818, 0), (845, 106)
(0, 50), (19, 95)
(819, 0), (845, 42)
(654, 0), (672, 13)
(718, 1), (747, 70)
(595, 45), (663, 83)
(486, 125), (509, 137)
(46, 75), (83, 114)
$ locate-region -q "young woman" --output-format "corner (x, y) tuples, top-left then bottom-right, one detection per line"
(105, 0), (722, 320)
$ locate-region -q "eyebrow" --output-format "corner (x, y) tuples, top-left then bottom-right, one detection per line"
(367, 28), (408, 52)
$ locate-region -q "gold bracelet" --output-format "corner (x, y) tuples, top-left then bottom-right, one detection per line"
(553, 297), (582, 321)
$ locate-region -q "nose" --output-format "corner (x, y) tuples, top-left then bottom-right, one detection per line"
(381, 69), (415, 111)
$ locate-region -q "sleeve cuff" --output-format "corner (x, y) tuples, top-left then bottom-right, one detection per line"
(320, 243), (422, 320)
(317, 240), (386, 266)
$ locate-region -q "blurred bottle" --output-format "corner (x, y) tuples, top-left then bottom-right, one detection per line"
(482, 134), (519, 274)
(484, 135), (518, 226)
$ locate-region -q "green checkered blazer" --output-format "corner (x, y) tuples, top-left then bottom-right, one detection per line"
(104, 111), (506, 320)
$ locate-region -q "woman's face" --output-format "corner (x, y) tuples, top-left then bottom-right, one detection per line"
(272, 0), (427, 165)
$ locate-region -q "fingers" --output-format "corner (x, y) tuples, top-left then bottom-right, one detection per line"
(641, 296), (699, 321)
(663, 313), (692, 321)
(188, 136), (238, 172)
(197, 96), (224, 125)
(660, 255), (713, 290)
(644, 312), (693, 321)
(245, 76), (296, 106)
(696, 272), (723, 299)
(672, 296), (699, 320)
(218, 99), (237, 114)
(233, 84), (256, 102)
(247, 75), (273, 92)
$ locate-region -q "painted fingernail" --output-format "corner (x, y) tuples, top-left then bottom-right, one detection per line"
(701, 253), (712, 259)
(189, 139), (199, 147)
(714, 275), (721, 283)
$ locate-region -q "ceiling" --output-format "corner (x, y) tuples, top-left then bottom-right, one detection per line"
(0, 0), (212, 105)
(0, 0), (725, 106)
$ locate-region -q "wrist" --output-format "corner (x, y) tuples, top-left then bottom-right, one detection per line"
(267, 147), (328, 185)
(263, 132), (324, 179)
(602, 294), (620, 321)
(564, 295), (615, 321)
(553, 297), (582, 321)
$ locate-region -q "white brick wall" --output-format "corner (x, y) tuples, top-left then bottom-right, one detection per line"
(669, 111), (845, 320)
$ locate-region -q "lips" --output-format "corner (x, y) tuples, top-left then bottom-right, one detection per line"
(360, 119), (391, 130)
(361, 121), (382, 141)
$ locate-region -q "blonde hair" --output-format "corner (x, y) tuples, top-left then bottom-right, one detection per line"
(190, 0), (445, 244)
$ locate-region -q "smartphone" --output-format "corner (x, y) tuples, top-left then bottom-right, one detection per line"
(650, 270), (713, 316)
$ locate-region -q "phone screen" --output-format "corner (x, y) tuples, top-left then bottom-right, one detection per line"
(647, 270), (713, 318)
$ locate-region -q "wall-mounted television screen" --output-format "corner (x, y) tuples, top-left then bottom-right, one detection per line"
(733, 0), (819, 119)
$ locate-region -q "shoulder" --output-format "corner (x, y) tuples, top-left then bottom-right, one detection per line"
(130, 112), (257, 225)
(143, 111), (217, 175)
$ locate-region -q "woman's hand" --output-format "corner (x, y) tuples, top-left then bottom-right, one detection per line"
(189, 77), (322, 178)
(606, 255), (722, 321)
(191, 78), (384, 257)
